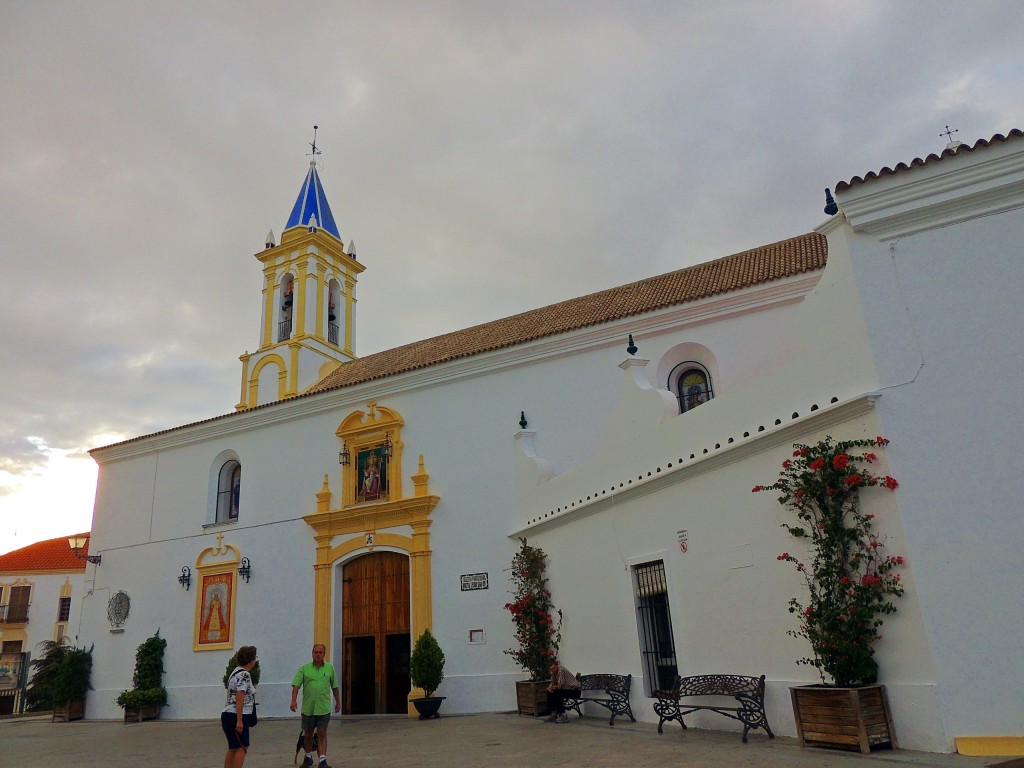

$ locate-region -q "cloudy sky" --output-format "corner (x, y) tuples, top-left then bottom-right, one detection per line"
(2, 1), (1022, 555)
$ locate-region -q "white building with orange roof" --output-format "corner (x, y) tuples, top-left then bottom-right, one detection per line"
(0, 534), (88, 715)
(76, 130), (1023, 756)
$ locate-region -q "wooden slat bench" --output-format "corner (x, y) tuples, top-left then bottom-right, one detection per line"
(653, 674), (774, 742)
(562, 673), (636, 726)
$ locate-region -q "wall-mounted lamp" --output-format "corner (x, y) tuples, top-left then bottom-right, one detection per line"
(382, 433), (394, 459)
(238, 557), (252, 583)
(68, 535), (102, 565)
(339, 443), (351, 465)
(178, 566), (192, 591)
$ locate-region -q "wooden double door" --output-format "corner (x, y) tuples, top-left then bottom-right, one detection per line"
(341, 552), (411, 714)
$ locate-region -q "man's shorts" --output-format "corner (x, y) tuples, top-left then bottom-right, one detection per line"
(301, 713), (331, 731)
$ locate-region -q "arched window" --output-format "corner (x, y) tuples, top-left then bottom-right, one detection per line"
(278, 274), (295, 342)
(669, 362), (714, 415)
(327, 279), (341, 345)
(216, 460), (241, 523)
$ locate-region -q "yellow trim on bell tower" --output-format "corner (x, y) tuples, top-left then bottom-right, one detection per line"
(236, 190), (364, 410)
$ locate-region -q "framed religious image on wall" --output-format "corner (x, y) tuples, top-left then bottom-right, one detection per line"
(196, 571), (235, 650)
(356, 446), (388, 502)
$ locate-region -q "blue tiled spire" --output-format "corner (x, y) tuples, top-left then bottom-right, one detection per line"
(285, 161), (341, 240)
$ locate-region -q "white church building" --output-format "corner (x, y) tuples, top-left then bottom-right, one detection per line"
(76, 130), (1023, 755)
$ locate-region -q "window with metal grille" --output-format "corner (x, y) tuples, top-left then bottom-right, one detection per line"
(57, 597), (71, 623)
(5, 586), (30, 624)
(633, 560), (678, 696)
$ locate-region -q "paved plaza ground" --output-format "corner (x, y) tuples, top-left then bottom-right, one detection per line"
(0, 711), (1011, 768)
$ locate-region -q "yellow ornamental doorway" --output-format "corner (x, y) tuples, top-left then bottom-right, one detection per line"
(341, 551), (411, 714)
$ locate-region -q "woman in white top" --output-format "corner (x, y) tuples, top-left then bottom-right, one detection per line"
(221, 645), (258, 768)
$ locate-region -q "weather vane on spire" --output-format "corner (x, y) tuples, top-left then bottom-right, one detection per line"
(308, 124), (323, 167)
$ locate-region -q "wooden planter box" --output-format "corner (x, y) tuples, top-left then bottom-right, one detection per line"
(515, 680), (550, 717)
(791, 684), (896, 754)
(52, 699), (85, 722)
(123, 704), (161, 723)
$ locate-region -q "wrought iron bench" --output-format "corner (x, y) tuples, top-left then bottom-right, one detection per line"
(562, 673), (636, 726)
(653, 674), (774, 742)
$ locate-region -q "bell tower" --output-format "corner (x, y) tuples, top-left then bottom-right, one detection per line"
(237, 133), (364, 410)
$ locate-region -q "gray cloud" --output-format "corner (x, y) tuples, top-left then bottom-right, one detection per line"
(1, 1), (1022, 514)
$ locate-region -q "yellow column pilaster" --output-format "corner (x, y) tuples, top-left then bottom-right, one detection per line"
(314, 264), (326, 340)
(237, 353), (251, 410)
(313, 535), (334, 658)
(287, 342), (300, 396)
(262, 270), (275, 348)
(409, 519), (433, 639)
(344, 278), (356, 355)
(296, 261), (309, 337)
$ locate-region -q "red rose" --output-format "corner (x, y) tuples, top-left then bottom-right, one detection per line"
(884, 476), (899, 489)
(833, 453), (850, 470)
(810, 458), (825, 471)
(845, 474), (863, 486)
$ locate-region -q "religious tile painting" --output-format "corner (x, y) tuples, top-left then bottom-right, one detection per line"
(357, 446), (388, 502)
(197, 571), (234, 649)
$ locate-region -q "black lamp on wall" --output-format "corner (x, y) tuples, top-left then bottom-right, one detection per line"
(178, 566), (191, 590)
(339, 443), (351, 465)
(238, 557), (252, 583)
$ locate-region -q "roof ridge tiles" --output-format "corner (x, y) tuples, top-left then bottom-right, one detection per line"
(836, 128), (1024, 192)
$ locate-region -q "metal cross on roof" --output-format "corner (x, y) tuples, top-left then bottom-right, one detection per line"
(940, 125), (959, 143)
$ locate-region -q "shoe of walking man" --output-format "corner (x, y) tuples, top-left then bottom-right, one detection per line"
(291, 643), (342, 768)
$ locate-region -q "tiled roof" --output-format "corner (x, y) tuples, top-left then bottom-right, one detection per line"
(835, 129), (1024, 192)
(0, 533), (89, 572)
(306, 231), (827, 394)
(93, 231), (826, 451)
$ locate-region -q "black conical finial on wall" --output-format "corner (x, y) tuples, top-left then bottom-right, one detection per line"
(519, 411), (528, 429)
(824, 188), (838, 216)
(627, 334), (638, 356)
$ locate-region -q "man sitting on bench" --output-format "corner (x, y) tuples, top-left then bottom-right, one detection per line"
(544, 660), (581, 723)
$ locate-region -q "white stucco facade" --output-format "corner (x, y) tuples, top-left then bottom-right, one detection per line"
(76, 132), (1023, 754)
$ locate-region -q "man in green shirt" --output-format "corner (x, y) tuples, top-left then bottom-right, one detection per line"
(290, 643), (341, 768)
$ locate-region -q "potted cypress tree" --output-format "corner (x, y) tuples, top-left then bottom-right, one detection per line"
(116, 630), (168, 722)
(409, 628), (446, 719)
(754, 436), (904, 753)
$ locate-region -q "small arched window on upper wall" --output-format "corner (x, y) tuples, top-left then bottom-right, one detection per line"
(215, 460), (241, 523)
(669, 362), (714, 415)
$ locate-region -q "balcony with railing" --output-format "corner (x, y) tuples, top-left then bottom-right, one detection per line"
(0, 604), (30, 624)
(278, 319), (293, 342)
(328, 322), (339, 345)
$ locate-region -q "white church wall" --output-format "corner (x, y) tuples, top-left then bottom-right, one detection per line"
(83, 265), (825, 722)
(843, 200), (1024, 740)
(512, 230), (950, 749)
